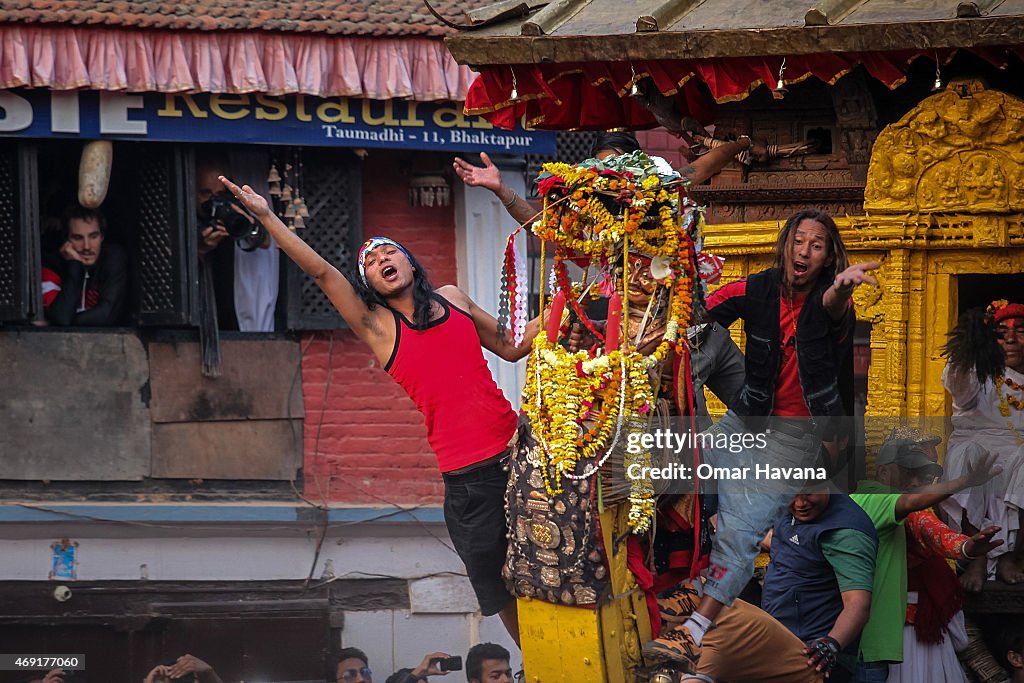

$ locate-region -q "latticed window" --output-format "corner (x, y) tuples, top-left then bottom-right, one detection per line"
(525, 131), (598, 198)
(0, 141), (362, 331)
(284, 148), (362, 330)
(133, 144), (195, 326)
(0, 140), (39, 323)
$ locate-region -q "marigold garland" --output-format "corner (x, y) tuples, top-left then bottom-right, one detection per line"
(995, 375), (1024, 445)
(523, 152), (699, 535)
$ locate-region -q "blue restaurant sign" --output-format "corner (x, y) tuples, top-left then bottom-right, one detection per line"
(0, 89), (554, 155)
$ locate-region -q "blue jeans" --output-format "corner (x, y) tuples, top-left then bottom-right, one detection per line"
(854, 661), (889, 682)
(701, 410), (821, 606)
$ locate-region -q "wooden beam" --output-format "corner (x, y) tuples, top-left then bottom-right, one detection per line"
(956, 0), (1003, 17)
(635, 0), (706, 32)
(466, 0), (543, 25)
(805, 0), (869, 26)
(445, 16), (1022, 65)
(522, 0), (592, 36)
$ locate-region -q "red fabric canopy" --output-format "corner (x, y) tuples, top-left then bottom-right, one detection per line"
(464, 46), (1024, 130)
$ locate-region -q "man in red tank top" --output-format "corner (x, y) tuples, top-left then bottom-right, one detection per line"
(219, 176), (540, 645)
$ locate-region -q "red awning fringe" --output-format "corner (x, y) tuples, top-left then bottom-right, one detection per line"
(0, 25), (475, 101)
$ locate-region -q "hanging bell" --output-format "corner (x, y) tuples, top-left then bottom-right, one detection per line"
(280, 184), (293, 202)
(292, 214), (305, 229)
(774, 58), (788, 98)
(267, 164), (281, 183)
(510, 84), (519, 101)
(932, 74), (944, 92)
(297, 200), (309, 218)
(268, 181), (281, 197)
(284, 202), (297, 218)
(629, 80), (640, 97)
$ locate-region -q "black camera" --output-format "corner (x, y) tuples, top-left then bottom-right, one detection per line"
(200, 190), (266, 251)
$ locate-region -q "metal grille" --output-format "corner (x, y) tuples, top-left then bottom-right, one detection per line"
(138, 159), (178, 313)
(525, 131), (598, 198)
(287, 150), (361, 330)
(0, 143), (18, 312)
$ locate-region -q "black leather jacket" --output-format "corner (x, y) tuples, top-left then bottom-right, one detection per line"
(46, 243), (127, 326)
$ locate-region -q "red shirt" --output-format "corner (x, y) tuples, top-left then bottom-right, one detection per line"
(385, 296), (518, 472)
(705, 281), (809, 416)
(773, 293), (810, 417)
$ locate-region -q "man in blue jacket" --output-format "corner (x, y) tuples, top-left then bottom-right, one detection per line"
(762, 485), (877, 682)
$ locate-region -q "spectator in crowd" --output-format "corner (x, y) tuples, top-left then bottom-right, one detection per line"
(886, 426), (941, 463)
(385, 652), (454, 683)
(940, 301), (1024, 586)
(335, 648), (373, 683)
(876, 432), (1004, 683)
(197, 155), (277, 332)
(44, 204), (127, 326)
(850, 438), (1001, 682)
(761, 485), (877, 682)
(999, 623), (1024, 683)
(142, 655), (224, 683)
(465, 644), (512, 683)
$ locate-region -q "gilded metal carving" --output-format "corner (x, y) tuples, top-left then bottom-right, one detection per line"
(527, 518), (561, 549)
(866, 81), (1024, 214)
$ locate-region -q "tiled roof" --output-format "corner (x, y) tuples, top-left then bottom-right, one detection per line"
(0, 0), (491, 36)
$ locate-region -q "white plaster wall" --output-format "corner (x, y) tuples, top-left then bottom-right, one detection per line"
(1, 524), (522, 673)
(453, 159), (529, 411)
(0, 528), (465, 581)
(341, 610), (521, 680)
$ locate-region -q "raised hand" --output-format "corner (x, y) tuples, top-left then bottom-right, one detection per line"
(143, 665), (172, 683)
(961, 450), (1002, 489)
(833, 261), (880, 295)
(411, 652), (452, 679)
(41, 669), (65, 683)
(218, 176), (271, 219)
(166, 655), (213, 679)
(453, 153), (503, 194)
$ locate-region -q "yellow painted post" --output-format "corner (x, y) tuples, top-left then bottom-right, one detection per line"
(517, 505), (650, 683)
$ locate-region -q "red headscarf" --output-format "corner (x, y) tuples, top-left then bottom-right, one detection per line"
(988, 299), (1024, 323)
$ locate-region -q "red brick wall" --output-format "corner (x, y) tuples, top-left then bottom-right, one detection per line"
(635, 129), (687, 171)
(300, 150), (455, 506)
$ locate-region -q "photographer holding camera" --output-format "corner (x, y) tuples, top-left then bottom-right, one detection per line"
(197, 154), (278, 333)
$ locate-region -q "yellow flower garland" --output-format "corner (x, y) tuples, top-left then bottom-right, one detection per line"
(525, 155), (697, 535)
(995, 376), (1024, 445)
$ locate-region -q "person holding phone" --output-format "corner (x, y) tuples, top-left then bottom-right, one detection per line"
(386, 653), (461, 683)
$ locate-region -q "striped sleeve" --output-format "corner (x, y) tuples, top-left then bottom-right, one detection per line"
(705, 279), (747, 327)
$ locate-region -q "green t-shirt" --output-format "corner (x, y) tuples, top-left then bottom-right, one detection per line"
(820, 527), (877, 592)
(851, 479), (907, 663)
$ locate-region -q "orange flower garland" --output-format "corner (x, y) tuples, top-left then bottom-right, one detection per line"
(523, 152), (699, 534)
